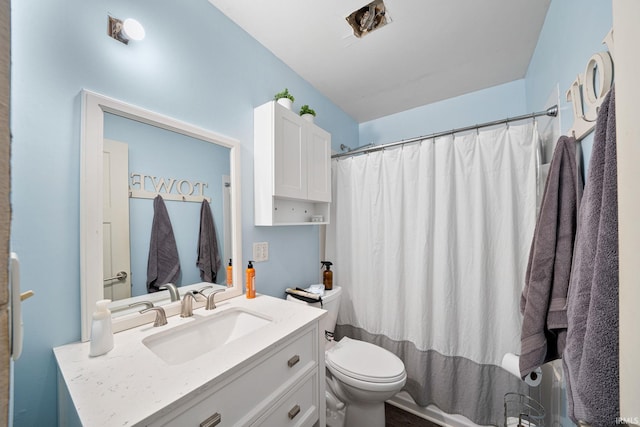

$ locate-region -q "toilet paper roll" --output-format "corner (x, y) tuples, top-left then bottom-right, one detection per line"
(501, 353), (542, 387)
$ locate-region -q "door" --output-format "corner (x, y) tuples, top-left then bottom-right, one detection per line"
(1, 0), (11, 424)
(103, 139), (131, 300)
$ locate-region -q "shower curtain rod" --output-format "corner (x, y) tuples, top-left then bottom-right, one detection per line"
(332, 105), (558, 159)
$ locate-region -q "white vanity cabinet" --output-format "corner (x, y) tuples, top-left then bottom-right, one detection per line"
(254, 101), (331, 226)
(151, 325), (319, 427)
(54, 295), (326, 427)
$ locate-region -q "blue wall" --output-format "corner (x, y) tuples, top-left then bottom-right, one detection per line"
(10, 1), (357, 425)
(358, 79), (528, 147)
(525, 0), (613, 171)
(10, 0), (613, 425)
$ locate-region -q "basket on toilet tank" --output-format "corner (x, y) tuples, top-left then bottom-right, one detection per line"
(286, 286), (342, 342)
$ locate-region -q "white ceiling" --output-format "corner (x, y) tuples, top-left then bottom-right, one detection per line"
(208, 0), (551, 123)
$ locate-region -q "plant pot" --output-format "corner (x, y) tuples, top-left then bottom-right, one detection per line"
(277, 98), (293, 110)
(301, 113), (315, 123)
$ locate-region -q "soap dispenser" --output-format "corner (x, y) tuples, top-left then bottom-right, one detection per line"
(246, 260), (256, 299)
(321, 261), (333, 290)
(89, 299), (114, 357)
(226, 259), (233, 287)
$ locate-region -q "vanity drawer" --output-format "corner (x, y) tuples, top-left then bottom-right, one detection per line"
(252, 371), (318, 427)
(151, 326), (317, 427)
(249, 326), (316, 392)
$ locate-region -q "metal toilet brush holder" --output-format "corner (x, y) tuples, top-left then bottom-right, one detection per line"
(504, 392), (545, 427)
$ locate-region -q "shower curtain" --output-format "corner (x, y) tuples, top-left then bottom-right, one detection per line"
(327, 123), (539, 426)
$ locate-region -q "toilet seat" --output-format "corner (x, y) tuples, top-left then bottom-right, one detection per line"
(326, 337), (406, 391)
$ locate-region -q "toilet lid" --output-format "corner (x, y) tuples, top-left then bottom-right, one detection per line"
(326, 337), (406, 383)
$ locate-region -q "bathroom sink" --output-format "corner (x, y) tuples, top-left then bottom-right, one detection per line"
(142, 308), (272, 365)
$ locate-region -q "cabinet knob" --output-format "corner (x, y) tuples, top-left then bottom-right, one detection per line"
(287, 354), (300, 368)
(288, 404), (301, 420)
(200, 412), (221, 427)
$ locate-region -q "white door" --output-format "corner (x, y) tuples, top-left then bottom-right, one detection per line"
(103, 139), (131, 300)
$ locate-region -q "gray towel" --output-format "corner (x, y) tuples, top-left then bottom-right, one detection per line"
(564, 87), (618, 425)
(146, 195), (181, 292)
(519, 136), (581, 378)
(196, 200), (221, 283)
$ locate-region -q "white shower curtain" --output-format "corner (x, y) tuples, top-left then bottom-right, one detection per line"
(327, 123), (539, 425)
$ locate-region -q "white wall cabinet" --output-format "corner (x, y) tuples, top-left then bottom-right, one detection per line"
(254, 101), (331, 226)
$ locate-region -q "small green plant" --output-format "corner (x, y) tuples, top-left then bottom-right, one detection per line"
(274, 88), (294, 102)
(299, 105), (316, 116)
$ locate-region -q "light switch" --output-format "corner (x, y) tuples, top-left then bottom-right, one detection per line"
(253, 242), (269, 262)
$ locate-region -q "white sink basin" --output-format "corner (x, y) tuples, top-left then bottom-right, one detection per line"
(142, 308), (272, 365)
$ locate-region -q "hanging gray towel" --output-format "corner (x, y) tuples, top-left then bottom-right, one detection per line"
(196, 200), (221, 283)
(519, 135), (581, 378)
(563, 87), (618, 425)
(146, 195), (181, 292)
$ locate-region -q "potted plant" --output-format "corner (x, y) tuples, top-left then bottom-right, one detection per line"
(299, 105), (316, 123)
(274, 88), (294, 110)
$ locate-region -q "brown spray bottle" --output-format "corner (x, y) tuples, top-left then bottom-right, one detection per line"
(321, 261), (333, 290)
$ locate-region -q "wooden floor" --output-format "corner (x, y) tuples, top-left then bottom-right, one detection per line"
(385, 403), (442, 427)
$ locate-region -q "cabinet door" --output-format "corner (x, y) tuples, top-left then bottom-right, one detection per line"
(306, 125), (331, 202)
(274, 110), (307, 200)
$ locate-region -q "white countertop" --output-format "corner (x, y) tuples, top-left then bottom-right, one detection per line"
(54, 294), (326, 426)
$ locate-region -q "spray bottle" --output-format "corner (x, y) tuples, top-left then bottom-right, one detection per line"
(321, 261), (333, 291)
(246, 260), (255, 299)
(226, 259), (233, 287)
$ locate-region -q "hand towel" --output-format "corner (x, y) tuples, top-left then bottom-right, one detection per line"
(519, 136), (581, 377)
(196, 200), (221, 283)
(146, 195), (181, 292)
(564, 87), (619, 425)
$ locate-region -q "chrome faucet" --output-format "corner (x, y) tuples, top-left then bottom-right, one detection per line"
(180, 291), (204, 318)
(159, 283), (180, 302)
(203, 289), (225, 310)
(130, 301), (167, 327)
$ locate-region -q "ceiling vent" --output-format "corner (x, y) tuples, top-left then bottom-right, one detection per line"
(346, 0), (391, 38)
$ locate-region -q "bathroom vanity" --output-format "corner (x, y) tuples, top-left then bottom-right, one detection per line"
(54, 295), (326, 426)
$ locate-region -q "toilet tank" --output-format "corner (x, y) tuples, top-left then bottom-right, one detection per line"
(287, 286), (342, 340)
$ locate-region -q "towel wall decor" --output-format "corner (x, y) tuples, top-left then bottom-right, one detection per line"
(565, 28), (614, 141)
(129, 172), (211, 203)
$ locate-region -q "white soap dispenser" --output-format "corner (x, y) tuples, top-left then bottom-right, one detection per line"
(89, 299), (114, 357)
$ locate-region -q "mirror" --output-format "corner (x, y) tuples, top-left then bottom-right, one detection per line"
(103, 113), (232, 302)
(80, 90), (242, 341)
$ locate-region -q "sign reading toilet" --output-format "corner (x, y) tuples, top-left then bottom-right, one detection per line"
(129, 173), (210, 203)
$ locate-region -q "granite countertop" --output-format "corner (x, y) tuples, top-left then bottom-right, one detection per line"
(54, 294), (325, 426)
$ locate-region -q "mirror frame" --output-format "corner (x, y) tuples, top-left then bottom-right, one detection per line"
(80, 89), (242, 341)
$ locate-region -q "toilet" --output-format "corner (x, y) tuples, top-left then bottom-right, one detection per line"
(287, 286), (406, 427)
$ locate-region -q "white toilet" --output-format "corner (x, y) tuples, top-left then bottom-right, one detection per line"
(287, 286), (406, 427)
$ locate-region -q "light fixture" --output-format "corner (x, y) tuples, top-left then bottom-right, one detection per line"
(108, 16), (145, 44)
(346, 0), (391, 38)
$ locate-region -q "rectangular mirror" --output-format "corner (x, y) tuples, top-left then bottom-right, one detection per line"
(80, 90), (242, 341)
